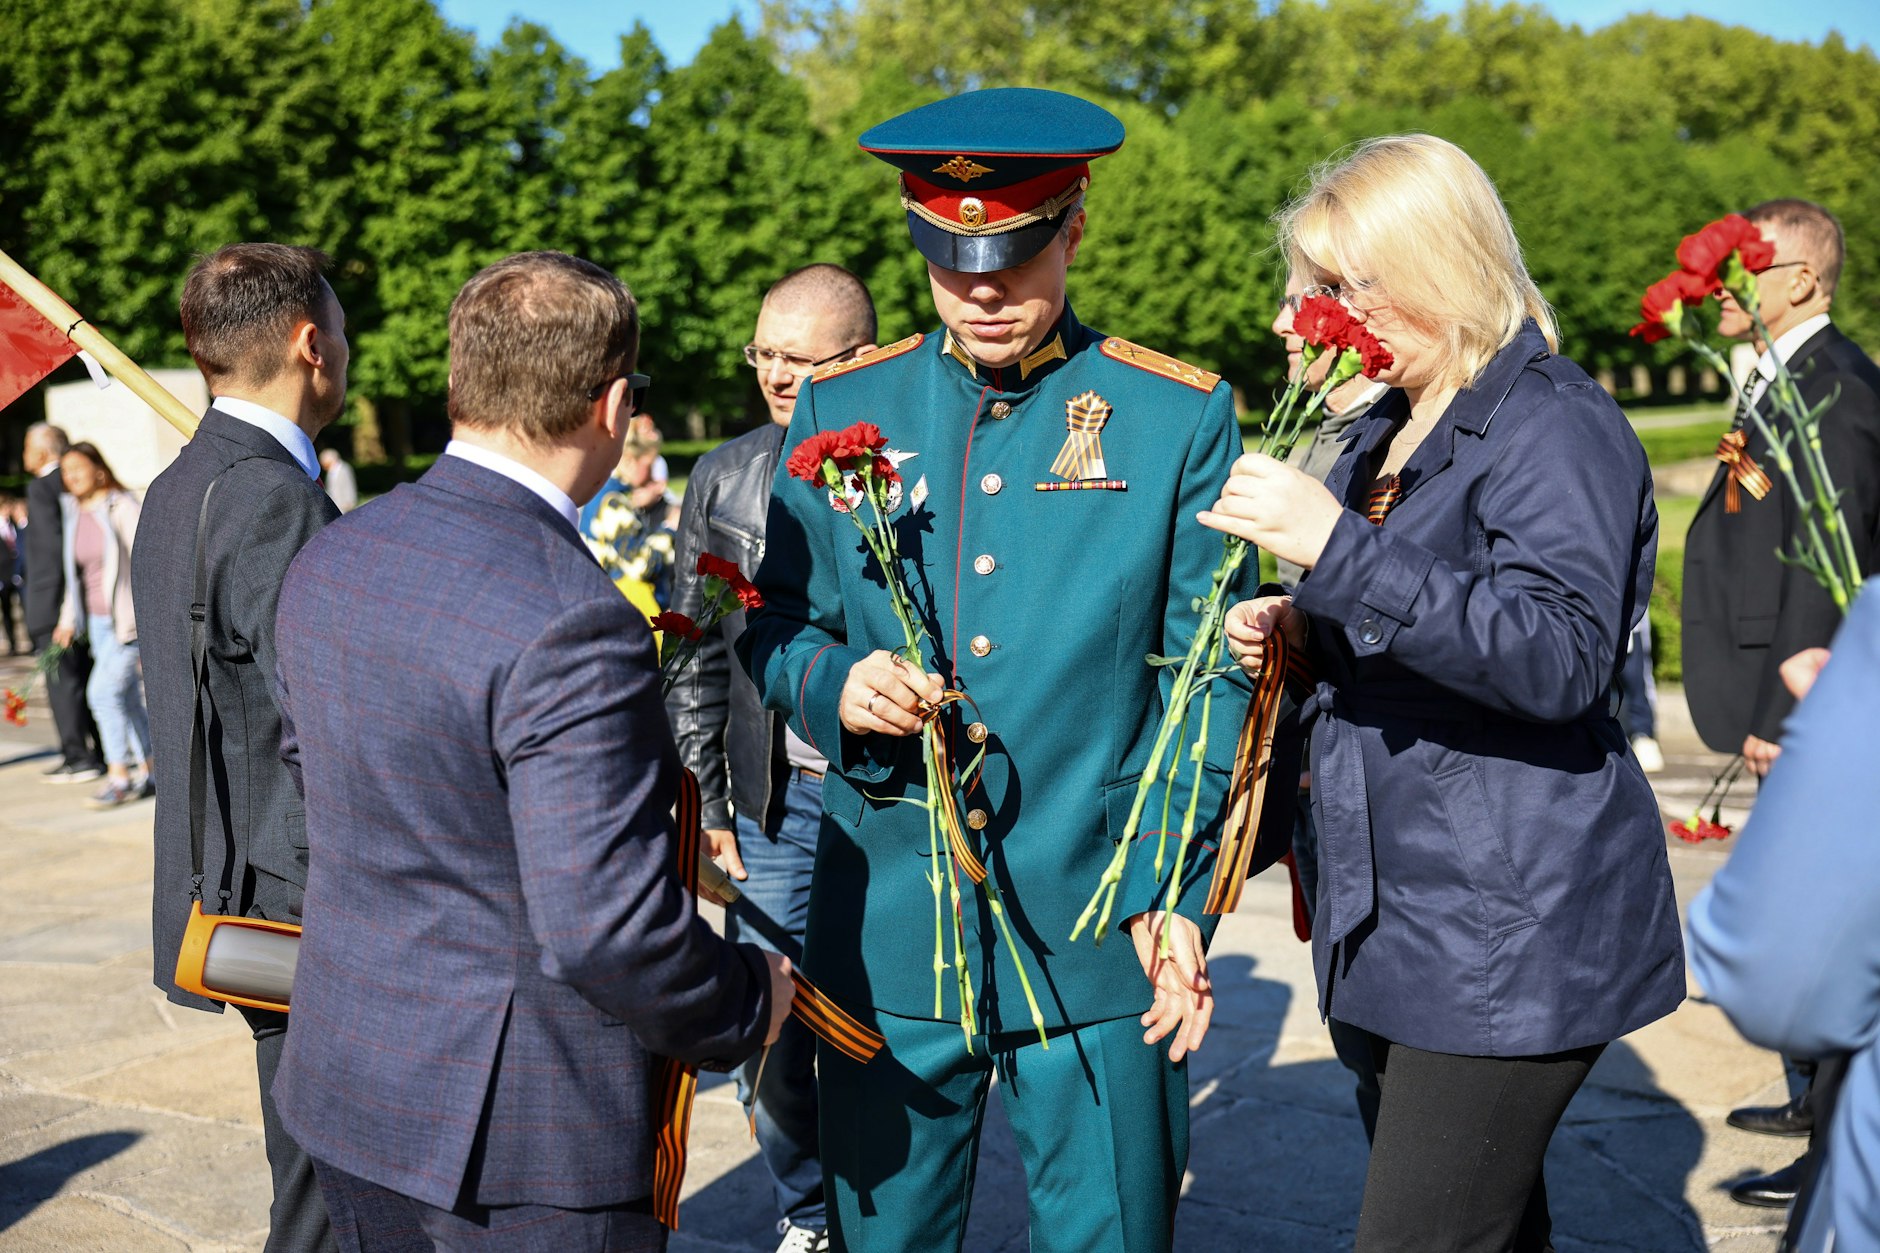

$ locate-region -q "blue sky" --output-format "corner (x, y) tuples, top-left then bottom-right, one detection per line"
(435, 0), (1876, 69)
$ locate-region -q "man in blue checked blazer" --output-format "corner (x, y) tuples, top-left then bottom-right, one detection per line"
(273, 251), (793, 1252)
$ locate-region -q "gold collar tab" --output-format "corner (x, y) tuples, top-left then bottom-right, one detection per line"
(1020, 334), (1066, 381)
(942, 329), (978, 379)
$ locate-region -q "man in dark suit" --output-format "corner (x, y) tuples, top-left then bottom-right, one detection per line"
(1682, 198), (1880, 1207)
(272, 251), (791, 1251)
(22, 422), (104, 781)
(133, 243), (350, 1253)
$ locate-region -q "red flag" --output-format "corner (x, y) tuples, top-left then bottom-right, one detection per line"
(0, 280), (78, 412)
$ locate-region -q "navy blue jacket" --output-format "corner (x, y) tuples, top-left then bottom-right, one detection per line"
(1293, 322), (1685, 1056)
(271, 455), (771, 1210)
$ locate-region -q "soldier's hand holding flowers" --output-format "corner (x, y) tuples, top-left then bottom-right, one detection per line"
(842, 649), (945, 738)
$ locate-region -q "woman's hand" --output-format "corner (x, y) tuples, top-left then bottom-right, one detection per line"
(1198, 453), (1345, 572)
(1224, 596), (1305, 675)
(52, 623), (75, 649)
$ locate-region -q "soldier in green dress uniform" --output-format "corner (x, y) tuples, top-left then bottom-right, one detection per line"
(738, 87), (1254, 1252)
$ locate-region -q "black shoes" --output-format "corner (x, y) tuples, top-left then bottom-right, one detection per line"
(1728, 1093), (1813, 1138)
(1729, 1158), (1803, 1208)
(41, 760), (106, 784)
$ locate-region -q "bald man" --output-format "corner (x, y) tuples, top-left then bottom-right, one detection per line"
(666, 264), (876, 1253)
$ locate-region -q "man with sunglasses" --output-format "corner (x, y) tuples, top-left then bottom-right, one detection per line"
(270, 251), (791, 1249)
(667, 263), (876, 1253)
(1682, 198), (1880, 1212)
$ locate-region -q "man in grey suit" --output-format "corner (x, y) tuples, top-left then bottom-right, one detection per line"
(132, 243), (349, 1253)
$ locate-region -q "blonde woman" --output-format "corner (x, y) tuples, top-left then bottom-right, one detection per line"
(1201, 135), (1684, 1250)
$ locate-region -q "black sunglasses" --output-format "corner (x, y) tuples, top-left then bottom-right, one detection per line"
(586, 372), (651, 412)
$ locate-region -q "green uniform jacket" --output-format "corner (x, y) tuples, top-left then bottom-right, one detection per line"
(738, 305), (1255, 1033)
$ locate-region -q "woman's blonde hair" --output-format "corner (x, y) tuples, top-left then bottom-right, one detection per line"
(1276, 134), (1556, 390)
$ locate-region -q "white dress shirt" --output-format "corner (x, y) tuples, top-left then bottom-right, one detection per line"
(442, 439), (579, 533)
(213, 396), (320, 481)
(1747, 313), (1832, 408)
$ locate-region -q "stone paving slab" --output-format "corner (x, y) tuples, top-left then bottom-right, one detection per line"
(0, 679), (1797, 1251)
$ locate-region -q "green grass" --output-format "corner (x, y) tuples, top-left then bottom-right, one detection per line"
(1635, 418), (1730, 467)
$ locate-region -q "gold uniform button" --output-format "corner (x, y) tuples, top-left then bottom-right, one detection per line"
(966, 809), (989, 830)
(980, 473), (1004, 495)
(973, 554), (995, 576)
(966, 722), (989, 743)
(990, 400), (1012, 419)
(969, 634), (992, 657)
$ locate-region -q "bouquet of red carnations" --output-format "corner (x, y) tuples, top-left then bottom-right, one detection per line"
(1072, 296), (1393, 951)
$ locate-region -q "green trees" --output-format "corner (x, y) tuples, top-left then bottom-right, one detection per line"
(3, 0), (1874, 455)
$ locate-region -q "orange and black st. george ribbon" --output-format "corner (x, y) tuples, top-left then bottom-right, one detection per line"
(1715, 429), (1772, 513)
(651, 767), (884, 1229)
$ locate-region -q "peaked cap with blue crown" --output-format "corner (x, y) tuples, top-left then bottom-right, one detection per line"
(859, 87), (1124, 274)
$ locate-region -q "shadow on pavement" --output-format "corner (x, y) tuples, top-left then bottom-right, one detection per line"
(0, 1131), (142, 1233)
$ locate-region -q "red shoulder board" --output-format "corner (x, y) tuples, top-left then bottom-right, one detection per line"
(811, 333), (925, 383)
(1099, 337), (1220, 393)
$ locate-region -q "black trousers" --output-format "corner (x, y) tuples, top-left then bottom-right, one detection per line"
(1352, 1029), (1605, 1253)
(31, 630), (102, 769)
(241, 1005), (338, 1253)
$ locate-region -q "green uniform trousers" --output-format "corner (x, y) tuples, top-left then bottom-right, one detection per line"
(819, 1010), (1188, 1252)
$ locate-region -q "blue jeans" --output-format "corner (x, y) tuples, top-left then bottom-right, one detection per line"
(728, 771), (825, 1231)
(86, 615), (149, 769)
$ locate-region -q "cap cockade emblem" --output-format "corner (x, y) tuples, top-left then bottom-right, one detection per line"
(934, 155), (994, 183)
(958, 197), (987, 228)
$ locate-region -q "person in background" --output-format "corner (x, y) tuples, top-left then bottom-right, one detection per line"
(22, 423), (105, 781)
(317, 448), (357, 512)
(1617, 617), (1663, 771)
(582, 412), (680, 614)
(1690, 599), (1880, 1253)
(668, 262), (877, 1253)
(0, 495), (23, 655)
(1206, 134), (1684, 1252)
(1680, 197), (1880, 1209)
(134, 242), (348, 1253)
(54, 442), (151, 808)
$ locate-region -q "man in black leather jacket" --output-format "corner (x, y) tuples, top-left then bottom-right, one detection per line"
(667, 264), (875, 1253)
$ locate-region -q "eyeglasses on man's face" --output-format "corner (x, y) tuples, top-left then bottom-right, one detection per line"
(586, 372), (651, 412)
(742, 343), (868, 375)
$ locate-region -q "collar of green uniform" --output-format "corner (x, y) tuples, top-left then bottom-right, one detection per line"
(938, 302), (1083, 394)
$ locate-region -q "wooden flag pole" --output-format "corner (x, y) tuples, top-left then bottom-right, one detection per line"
(0, 247), (198, 437)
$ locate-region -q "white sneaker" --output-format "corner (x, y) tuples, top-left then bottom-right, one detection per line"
(775, 1222), (829, 1253)
(1631, 735), (1665, 773)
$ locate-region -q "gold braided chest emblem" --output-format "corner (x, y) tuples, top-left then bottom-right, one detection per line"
(1051, 391), (1114, 481)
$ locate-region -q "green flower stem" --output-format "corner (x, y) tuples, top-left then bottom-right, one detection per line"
(1160, 670), (1216, 959)
(1153, 698), (1193, 880)
(1692, 340), (1852, 612)
(984, 878), (1050, 1048)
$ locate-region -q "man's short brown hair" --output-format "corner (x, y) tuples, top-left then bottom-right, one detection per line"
(1746, 199), (1846, 296)
(763, 264), (877, 349)
(447, 251), (639, 444)
(179, 244), (333, 387)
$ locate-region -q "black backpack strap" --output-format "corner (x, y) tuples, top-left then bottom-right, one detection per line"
(188, 473), (233, 910)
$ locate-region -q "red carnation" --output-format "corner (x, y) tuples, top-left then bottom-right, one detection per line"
(651, 611), (703, 641)
(697, 552), (764, 610)
(1353, 327), (1394, 377)
(872, 454), (901, 484)
(1292, 294), (1357, 351)
(1677, 214), (1776, 284)
(785, 422), (890, 485)
(1629, 270), (1714, 343)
